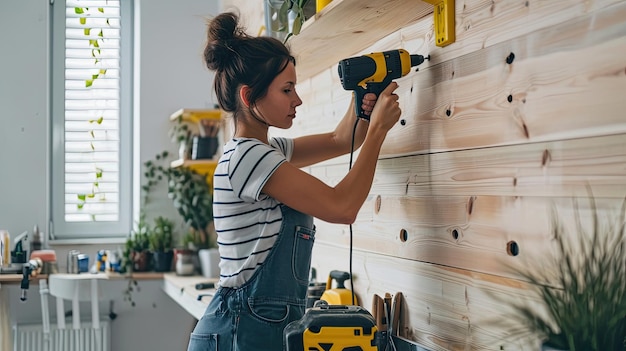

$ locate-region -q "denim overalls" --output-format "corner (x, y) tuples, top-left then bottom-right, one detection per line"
(187, 205), (316, 350)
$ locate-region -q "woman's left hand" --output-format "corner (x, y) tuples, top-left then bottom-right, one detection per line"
(361, 93), (378, 118)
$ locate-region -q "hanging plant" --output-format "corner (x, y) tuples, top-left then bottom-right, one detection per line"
(265, 0), (314, 43)
(75, 6), (111, 214)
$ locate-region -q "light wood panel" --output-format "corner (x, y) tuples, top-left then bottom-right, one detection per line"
(383, 2), (626, 156)
(288, 1), (626, 158)
(314, 194), (626, 280)
(400, 0), (624, 67)
(310, 132), (626, 271)
(311, 133), (626, 198)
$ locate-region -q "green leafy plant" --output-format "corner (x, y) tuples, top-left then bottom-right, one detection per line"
(511, 196), (626, 350)
(122, 213), (152, 271)
(149, 216), (174, 252)
(143, 151), (215, 250)
(170, 115), (192, 159)
(75, 5), (110, 213)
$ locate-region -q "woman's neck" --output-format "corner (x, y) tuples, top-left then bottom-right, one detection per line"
(234, 123), (269, 144)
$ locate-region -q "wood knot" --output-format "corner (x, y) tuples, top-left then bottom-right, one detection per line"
(541, 149), (552, 166)
(468, 196), (476, 215)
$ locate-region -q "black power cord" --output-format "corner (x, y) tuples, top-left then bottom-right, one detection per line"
(347, 116), (360, 306)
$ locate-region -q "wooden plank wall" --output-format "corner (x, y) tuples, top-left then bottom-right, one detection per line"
(222, 1), (626, 350)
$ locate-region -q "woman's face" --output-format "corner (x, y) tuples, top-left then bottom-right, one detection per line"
(253, 61), (302, 129)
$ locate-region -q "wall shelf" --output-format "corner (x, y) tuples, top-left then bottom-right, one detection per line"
(169, 108), (222, 123)
(289, 0), (432, 81)
(170, 159), (218, 186)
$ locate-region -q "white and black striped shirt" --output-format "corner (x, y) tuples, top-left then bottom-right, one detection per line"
(213, 137), (294, 288)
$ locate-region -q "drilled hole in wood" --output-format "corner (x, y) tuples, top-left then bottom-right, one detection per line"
(507, 241), (520, 256)
(506, 52), (515, 64)
(375, 195), (382, 213)
(400, 119), (406, 126)
(507, 94), (513, 103)
(452, 229), (459, 240)
(400, 229), (408, 242)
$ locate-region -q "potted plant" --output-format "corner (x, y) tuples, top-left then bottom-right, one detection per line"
(264, 0), (315, 42)
(143, 151), (218, 277)
(170, 115), (192, 160)
(149, 216), (175, 272)
(509, 196), (626, 350)
(166, 166), (218, 278)
(123, 214), (152, 273)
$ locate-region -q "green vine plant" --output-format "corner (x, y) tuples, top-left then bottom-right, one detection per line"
(266, 0), (314, 43)
(75, 5), (111, 215)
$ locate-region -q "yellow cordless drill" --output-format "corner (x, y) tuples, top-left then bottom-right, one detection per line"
(338, 49), (428, 119)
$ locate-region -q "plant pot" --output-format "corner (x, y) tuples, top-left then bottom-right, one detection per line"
(153, 250), (173, 272)
(174, 249), (196, 276)
(178, 140), (191, 160)
(131, 250), (152, 272)
(198, 248), (220, 278)
(541, 341), (568, 351)
(192, 136), (218, 160)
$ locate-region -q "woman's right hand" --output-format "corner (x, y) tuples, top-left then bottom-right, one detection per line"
(368, 82), (401, 132)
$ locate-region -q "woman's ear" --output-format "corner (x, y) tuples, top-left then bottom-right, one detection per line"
(239, 85), (250, 108)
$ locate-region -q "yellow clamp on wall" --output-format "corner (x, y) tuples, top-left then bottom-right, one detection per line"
(423, 0), (455, 47)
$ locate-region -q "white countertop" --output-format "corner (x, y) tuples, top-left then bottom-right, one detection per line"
(161, 273), (218, 320)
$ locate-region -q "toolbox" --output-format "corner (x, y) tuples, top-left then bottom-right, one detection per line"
(284, 301), (381, 351)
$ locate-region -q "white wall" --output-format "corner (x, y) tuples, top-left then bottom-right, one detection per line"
(0, 0), (220, 350)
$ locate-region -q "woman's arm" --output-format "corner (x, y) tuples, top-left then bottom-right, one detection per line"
(263, 83), (401, 224)
(289, 93), (377, 168)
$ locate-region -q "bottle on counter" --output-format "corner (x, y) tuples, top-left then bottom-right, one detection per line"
(0, 230), (10, 267)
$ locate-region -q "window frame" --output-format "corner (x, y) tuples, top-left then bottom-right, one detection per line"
(50, 0), (134, 242)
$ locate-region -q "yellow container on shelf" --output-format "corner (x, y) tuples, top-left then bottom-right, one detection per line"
(316, 0), (332, 12)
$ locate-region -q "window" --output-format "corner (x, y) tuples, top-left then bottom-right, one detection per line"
(51, 0), (133, 241)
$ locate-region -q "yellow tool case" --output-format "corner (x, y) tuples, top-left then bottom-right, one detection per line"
(284, 302), (382, 351)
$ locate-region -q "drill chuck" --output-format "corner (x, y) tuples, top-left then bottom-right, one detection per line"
(410, 54), (427, 67)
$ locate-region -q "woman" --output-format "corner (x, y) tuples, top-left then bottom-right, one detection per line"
(187, 12), (402, 350)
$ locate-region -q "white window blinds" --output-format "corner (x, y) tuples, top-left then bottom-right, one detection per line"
(51, 0), (132, 240)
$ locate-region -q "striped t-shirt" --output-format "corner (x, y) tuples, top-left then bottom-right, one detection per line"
(212, 137), (294, 288)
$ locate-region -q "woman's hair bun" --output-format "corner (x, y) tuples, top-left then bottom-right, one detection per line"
(204, 12), (247, 71)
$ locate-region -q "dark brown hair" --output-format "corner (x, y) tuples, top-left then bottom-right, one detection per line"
(204, 12), (295, 116)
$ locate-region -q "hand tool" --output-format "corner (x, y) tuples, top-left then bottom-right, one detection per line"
(373, 292), (409, 351)
(338, 49), (429, 119)
(372, 293), (389, 350)
(195, 282), (215, 290)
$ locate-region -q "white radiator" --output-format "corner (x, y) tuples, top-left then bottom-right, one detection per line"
(13, 321), (110, 351)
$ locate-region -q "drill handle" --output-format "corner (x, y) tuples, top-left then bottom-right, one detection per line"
(353, 89), (369, 120)
(353, 80), (391, 120)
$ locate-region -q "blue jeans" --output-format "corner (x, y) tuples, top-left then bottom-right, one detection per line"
(187, 205), (316, 350)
